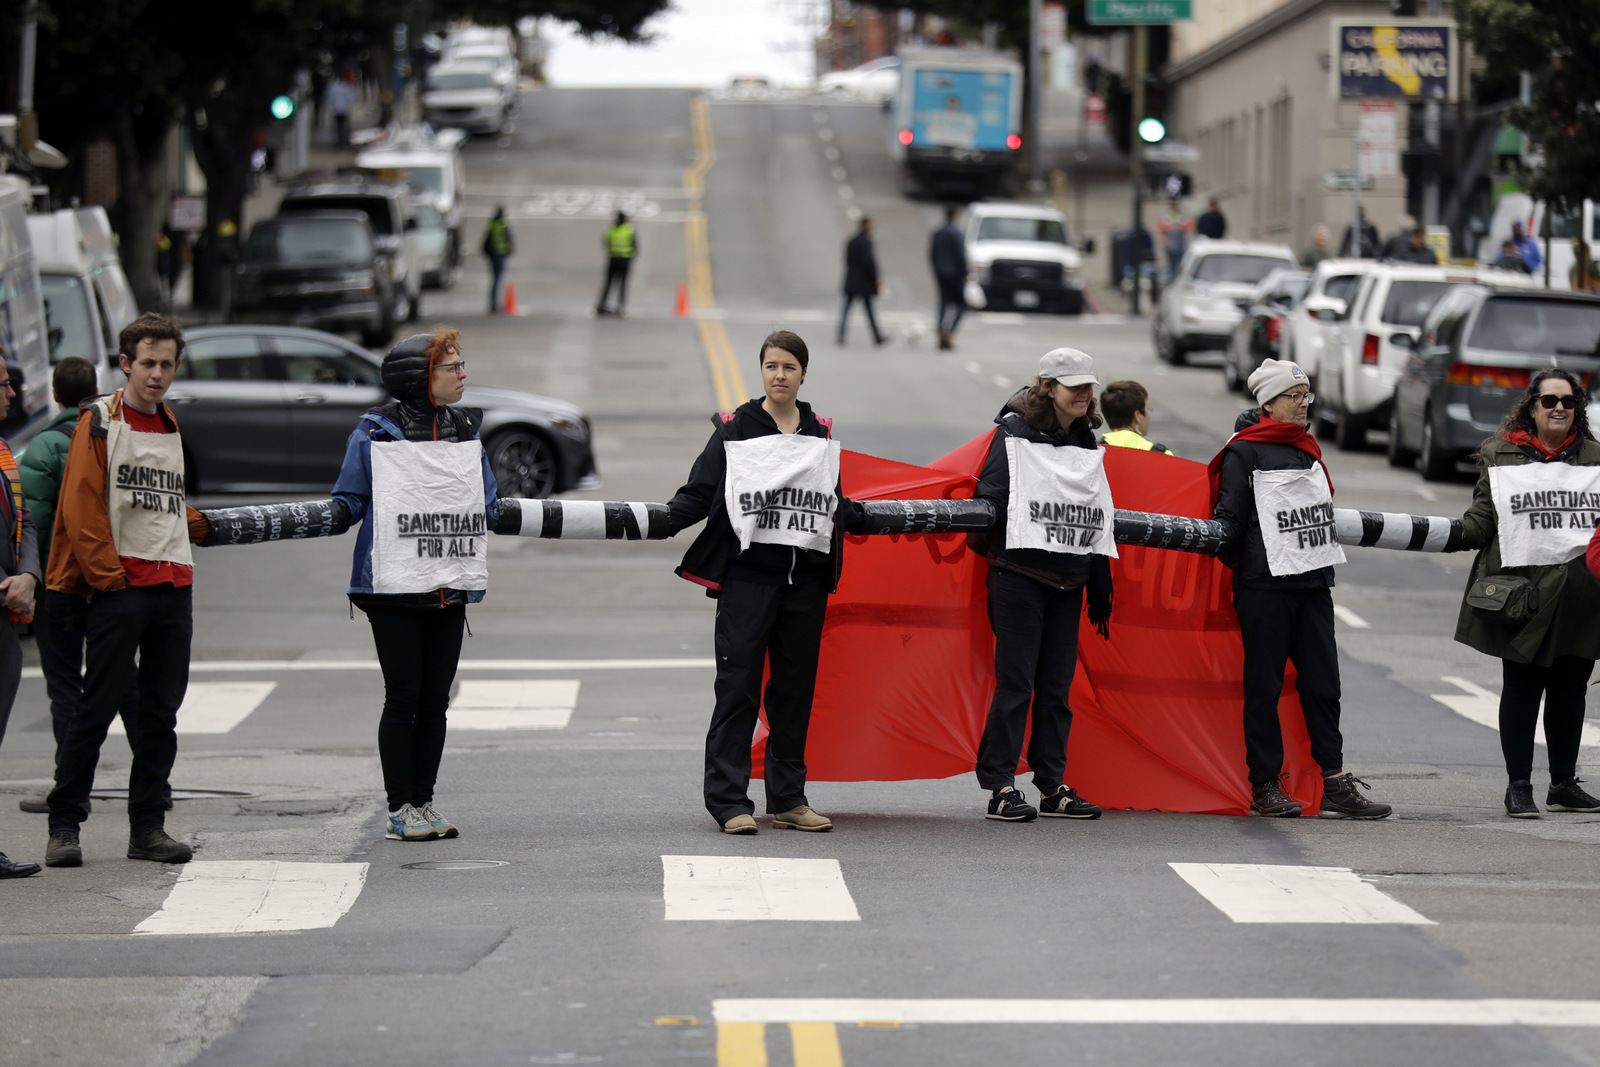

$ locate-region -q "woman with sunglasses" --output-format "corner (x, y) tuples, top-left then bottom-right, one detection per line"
(1456, 368), (1600, 818)
(333, 328), (498, 843)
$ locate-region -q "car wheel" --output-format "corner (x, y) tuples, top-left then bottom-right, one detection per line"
(1059, 290), (1084, 316)
(487, 428), (558, 499)
(1222, 351), (1241, 393)
(1333, 406), (1366, 451)
(1386, 405), (1417, 467)
(363, 302), (396, 348)
(1153, 320), (1173, 363)
(407, 289), (421, 323)
(393, 291), (412, 325)
(1417, 413), (1454, 481)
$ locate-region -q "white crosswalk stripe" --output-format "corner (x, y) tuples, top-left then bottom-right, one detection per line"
(1170, 863), (1434, 924)
(133, 861), (368, 935)
(449, 679), (580, 730)
(662, 855), (861, 921)
(106, 681), (277, 737)
(1431, 675), (1600, 749)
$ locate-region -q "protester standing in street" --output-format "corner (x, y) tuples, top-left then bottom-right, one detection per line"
(1196, 198), (1227, 240)
(0, 358), (41, 878)
(1099, 379), (1176, 456)
(838, 217), (886, 346)
(45, 314), (211, 868)
(483, 207), (513, 315)
(332, 328), (500, 843)
(1156, 199), (1194, 280)
(1459, 369), (1600, 818)
(970, 349), (1112, 822)
(1209, 359), (1391, 820)
(1379, 214), (1417, 260)
(1339, 210), (1379, 258)
(596, 211), (636, 317)
(930, 207), (967, 350)
(665, 330), (862, 834)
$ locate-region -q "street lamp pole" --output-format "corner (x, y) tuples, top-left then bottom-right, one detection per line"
(1129, 24), (1147, 315)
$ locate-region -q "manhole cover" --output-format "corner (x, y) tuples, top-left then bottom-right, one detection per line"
(400, 860), (510, 871)
(89, 788), (258, 801)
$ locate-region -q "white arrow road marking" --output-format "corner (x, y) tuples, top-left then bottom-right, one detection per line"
(1432, 676), (1600, 749)
(449, 680), (579, 730)
(1169, 863), (1434, 924)
(134, 861), (368, 935)
(662, 856), (860, 922)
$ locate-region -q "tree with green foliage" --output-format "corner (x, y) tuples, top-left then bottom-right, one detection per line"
(1458, 0), (1600, 211)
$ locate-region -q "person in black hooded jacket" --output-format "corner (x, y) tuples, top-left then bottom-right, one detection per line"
(970, 348), (1112, 823)
(332, 327), (499, 844)
(665, 330), (863, 835)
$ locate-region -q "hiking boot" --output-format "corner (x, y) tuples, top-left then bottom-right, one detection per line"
(1250, 780), (1302, 818)
(44, 831), (82, 868)
(773, 806), (833, 832)
(1546, 778), (1600, 813)
(419, 804), (459, 839)
(385, 804), (439, 842)
(721, 814), (758, 835)
(986, 786), (1038, 822)
(128, 829), (192, 864)
(1505, 780), (1539, 819)
(1038, 785), (1102, 820)
(1318, 773), (1392, 820)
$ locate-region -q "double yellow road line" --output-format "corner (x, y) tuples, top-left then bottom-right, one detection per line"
(718, 1021), (844, 1067)
(683, 94), (748, 412)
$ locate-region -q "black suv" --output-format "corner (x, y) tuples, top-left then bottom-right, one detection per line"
(232, 211), (397, 347)
(277, 174), (422, 326)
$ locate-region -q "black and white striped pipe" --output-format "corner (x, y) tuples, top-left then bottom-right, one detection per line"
(199, 498), (353, 548)
(1113, 510), (1230, 555)
(856, 498), (996, 534)
(494, 498), (673, 540)
(1333, 508), (1465, 552)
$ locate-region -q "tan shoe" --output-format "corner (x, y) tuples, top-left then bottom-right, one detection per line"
(721, 814), (758, 835)
(772, 806), (832, 832)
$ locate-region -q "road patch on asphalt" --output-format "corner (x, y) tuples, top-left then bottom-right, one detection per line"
(1169, 863), (1433, 924)
(449, 679), (579, 730)
(133, 861), (368, 935)
(662, 855), (860, 921)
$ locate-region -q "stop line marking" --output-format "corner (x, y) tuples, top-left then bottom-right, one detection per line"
(105, 681), (277, 737)
(1169, 863), (1433, 924)
(133, 861), (368, 936)
(1431, 676), (1600, 749)
(450, 679), (578, 730)
(21, 657), (714, 679)
(662, 856), (860, 922)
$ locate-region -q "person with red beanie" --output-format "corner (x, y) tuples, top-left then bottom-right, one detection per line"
(1209, 359), (1391, 820)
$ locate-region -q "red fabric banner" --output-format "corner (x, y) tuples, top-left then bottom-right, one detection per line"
(750, 435), (1326, 815)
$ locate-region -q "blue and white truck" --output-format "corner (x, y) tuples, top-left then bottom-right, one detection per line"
(890, 48), (1023, 195)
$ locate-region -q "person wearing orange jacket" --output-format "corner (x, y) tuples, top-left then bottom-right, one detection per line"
(43, 313), (210, 869)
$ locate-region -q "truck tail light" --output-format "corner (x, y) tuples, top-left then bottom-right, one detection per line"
(1361, 333), (1380, 365)
(1006, 133), (1022, 150)
(898, 129), (914, 145)
(1264, 315), (1281, 344)
(1446, 363), (1531, 388)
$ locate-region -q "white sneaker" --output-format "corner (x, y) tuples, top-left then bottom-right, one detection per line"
(420, 803), (459, 839)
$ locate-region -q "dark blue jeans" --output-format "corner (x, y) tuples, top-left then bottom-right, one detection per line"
(488, 253), (509, 313)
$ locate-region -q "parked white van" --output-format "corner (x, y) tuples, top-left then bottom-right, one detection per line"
(28, 207), (140, 393)
(0, 175), (52, 442)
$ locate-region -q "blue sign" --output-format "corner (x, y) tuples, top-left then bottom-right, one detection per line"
(1332, 21), (1457, 100)
(911, 69), (1015, 152)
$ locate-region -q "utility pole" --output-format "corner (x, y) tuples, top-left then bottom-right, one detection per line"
(1129, 24), (1147, 315)
(1421, 0), (1442, 226)
(17, 0), (38, 152)
(1028, 0), (1044, 189)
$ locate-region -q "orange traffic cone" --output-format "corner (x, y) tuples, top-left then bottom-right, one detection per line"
(503, 281), (518, 316)
(675, 282), (690, 318)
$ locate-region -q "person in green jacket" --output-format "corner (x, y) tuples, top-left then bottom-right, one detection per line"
(596, 211), (636, 317)
(1098, 380), (1176, 456)
(482, 207), (513, 315)
(1455, 368), (1600, 819)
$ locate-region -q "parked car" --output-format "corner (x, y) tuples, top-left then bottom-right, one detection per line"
(1316, 262), (1539, 449)
(278, 174), (423, 325)
(1154, 239), (1299, 364)
(173, 326), (599, 498)
(28, 207), (140, 394)
(964, 201), (1091, 314)
(1391, 287), (1600, 479)
(355, 127), (467, 286)
(410, 203), (453, 288)
(1279, 257), (1368, 384)
(424, 59), (514, 135)
(817, 56), (900, 104)
(232, 212), (396, 347)
(0, 175), (53, 443)
(1220, 267), (1311, 394)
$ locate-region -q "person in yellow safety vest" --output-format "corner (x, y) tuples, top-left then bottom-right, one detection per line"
(1098, 379), (1176, 456)
(482, 207), (514, 315)
(596, 211), (637, 317)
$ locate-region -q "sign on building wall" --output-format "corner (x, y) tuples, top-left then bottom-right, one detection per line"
(1330, 19), (1457, 101)
(1358, 101), (1398, 178)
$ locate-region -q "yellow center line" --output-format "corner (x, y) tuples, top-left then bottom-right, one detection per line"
(682, 93), (748, 412)
(716, 1021), (768, 1066)
(788, 1022), (845, 1067)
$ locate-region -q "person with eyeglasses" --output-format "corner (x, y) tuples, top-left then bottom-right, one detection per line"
(1208, 359), (1391, 820)
(332, 327), (499, 843)
(1458, 368), (1600, 819)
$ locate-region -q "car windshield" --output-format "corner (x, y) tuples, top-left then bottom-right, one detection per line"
(413, 204), (443, 230)
(1379, 280), (1455, 326)
(429, 72), (494, 92)
(246, 219), (372, 266)
(39, 273), (96, 363)
(976, 217), (1068, 244)
(1323, 274), (1362, 303)
(1192, 255), (1288, 285)
(364, 165), (444, 196)
(1469, 298), (1600, 355)
(283, 196), (396, 236)
(1272, 275), (1311, 304)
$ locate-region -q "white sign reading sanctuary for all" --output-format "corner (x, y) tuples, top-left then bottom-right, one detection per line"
(1004, 438), (1118, 557)
(370, 440), (489, 594)
(723, 435), (841, 554)
(1490, 463), (1600, 567)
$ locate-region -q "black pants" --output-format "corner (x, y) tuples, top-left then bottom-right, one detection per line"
(936, 274), (965, 335)
(488, 253), (508, 313)
(705, 577), (828, 823)
(1499, 655), (1594, 783)
(597, 257), (632, 313)
(0, 619), (19, 748)
(1234, 585), (1343, 784)
(49, 584), (192, 834)
(34, 588), (139, 760)
(837, 293), (884, 343)
(366, 603), (466, 812)
(975, 569), (1082, 793)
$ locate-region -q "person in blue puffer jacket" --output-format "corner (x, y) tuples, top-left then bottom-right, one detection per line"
(332, 327), (499, 844)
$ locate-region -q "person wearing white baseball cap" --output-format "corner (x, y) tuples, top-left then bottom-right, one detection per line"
(1206, 359), (1390, 820)
(968, 348), (1113, 823)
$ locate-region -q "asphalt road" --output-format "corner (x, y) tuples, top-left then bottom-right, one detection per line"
(0, 87), (1597, 1067)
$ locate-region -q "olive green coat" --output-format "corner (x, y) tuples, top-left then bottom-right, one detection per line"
(1454, 436), (1600, 665)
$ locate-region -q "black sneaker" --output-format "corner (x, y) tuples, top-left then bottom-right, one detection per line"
(986, 787), (1038, 822)
(1319, 772), (1392, 820)
(128, 829), (192, 864)
(45, 831), (82, 868)
(1505, 780), (1539, 819)
(1546, 777), (1600, 813)
(1039, 785), (1102, 819)
(1250, 780), (1302, 818)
